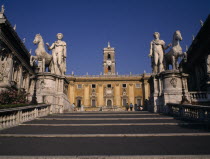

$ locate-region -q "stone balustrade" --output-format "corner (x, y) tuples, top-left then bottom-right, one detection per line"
(0, 104), (51, 130)
(166, 103), (210, 122)
(76, 106), (124, 111)
(190, 91), (208, 102)
(67, 73), (152, 78)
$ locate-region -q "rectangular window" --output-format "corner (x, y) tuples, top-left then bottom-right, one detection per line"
(107, 84), (112, 88)
(92, 84), (96, 88)
(136, 84), (141, 88)
(122, 84), (127, 88)
(77, 84), (82, 89)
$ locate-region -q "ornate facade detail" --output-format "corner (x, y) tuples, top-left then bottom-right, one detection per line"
(122, 88), (127, 96)
(170, 78), (177, 88)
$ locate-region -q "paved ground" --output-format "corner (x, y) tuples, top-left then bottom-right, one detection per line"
(0, 111), (210, 158)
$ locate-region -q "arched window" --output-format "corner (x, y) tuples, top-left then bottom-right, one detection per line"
(107, 100), (112, 107)
(108, 66), (111, 72)
(107, 54), (111, 60)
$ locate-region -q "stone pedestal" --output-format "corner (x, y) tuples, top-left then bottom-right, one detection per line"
(33, 73), (72, 113)
(148, 70), (190, 113)
(148, 74), (163, 113)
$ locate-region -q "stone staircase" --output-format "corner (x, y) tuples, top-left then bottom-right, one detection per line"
(0, 111), (210, 158)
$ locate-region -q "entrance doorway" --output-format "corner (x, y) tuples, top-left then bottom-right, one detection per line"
(137, 99), (141, 106)
(92, 99), (96, 107)
(123, 99), (127, 106)
(77, 99), (81, 107)
(107, 100), (112, 107)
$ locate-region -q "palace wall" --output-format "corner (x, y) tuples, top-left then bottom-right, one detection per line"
(182, 15), (210, 92)
(67, 74), (150, 107)
(0, 12), (35, 95)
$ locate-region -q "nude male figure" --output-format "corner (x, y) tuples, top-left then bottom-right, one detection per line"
(46, 33), (67, 75)
(149, 32), (171, 73)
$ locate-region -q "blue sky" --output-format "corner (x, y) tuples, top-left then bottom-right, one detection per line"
(2, 0), (210, 75)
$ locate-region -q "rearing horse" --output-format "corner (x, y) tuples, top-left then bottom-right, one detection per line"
(30, 34), (53, 72)
(164, 30), (187, 70)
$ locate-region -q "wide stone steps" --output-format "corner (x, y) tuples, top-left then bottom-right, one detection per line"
(0, 111), (209, 158)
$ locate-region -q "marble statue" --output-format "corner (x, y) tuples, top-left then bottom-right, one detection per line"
(46, 33), (67, 75)
(164, 30), (187, 70)
(1, 5), (5, 14)
(149, 32), (171, 73)
(30, 34), (53, 72)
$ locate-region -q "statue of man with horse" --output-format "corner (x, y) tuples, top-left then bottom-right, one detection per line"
(149, 30), (187, 73)
(30, 33), (67, 76)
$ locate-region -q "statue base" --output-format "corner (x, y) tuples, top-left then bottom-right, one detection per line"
(31, 73), (73, 113)
(148, 70), (190, 113)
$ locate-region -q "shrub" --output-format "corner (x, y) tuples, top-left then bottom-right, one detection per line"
(0, 88), (29, 105)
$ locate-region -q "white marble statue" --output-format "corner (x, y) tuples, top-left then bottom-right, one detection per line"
(149, 32), (171, 73)
(46, 33), (67, 75)
(30, 34), (53, 72)
(164, 30), (187, 70)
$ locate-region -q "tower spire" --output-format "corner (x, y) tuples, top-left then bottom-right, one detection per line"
(108, 41), (110, 48)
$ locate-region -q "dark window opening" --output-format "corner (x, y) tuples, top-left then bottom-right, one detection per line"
(107, 84), (111, 88)
(108, 66), (111, 72)
(107, 54), (111, 60)
(122, 84), (127, 88)
(92, 84), (96, 88)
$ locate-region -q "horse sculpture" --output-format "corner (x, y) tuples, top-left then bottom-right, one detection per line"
(164, 30), (187, 70)
(30, 34), (53, 72)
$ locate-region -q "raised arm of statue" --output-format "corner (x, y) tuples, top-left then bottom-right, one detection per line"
(46, 42), (55, 50)
(164, 43), (172, 50)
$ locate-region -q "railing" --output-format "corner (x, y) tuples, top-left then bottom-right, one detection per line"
(66, 73), (152, 78)
(77, 106), (124, 111)
(190, 91), (208, 102)
(0, 104), (51, 130)
(166, 103), (210, 122)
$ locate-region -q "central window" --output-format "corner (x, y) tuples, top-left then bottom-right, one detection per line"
(107, 84), (112, 88)
(77, 84), (82, 89)
(92, 84), (96, 88)
(122, 84), (127, 88)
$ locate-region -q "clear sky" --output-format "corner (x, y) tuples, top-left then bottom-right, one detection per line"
(2, 0), (210, 75)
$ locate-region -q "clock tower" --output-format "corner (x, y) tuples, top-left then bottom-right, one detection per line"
(103, 42), (116, 75)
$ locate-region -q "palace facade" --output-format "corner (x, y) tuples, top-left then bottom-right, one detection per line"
(66, 43), (150, 108)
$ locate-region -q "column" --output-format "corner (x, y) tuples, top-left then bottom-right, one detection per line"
(69, 83), (75, 104)
(128, 84), (135, 104)
(98, 84), (104, 106)
(115, 84), (121, 106)
(84, 84), (90, 106)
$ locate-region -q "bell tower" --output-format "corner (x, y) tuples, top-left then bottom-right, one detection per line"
(103, 42), (116, 75)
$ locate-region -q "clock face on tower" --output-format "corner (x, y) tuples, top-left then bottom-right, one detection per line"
(106, 60), (112, 66)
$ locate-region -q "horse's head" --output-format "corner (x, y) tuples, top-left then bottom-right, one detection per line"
(33, 34), (43, 45)
(173, 30), (182, 41)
